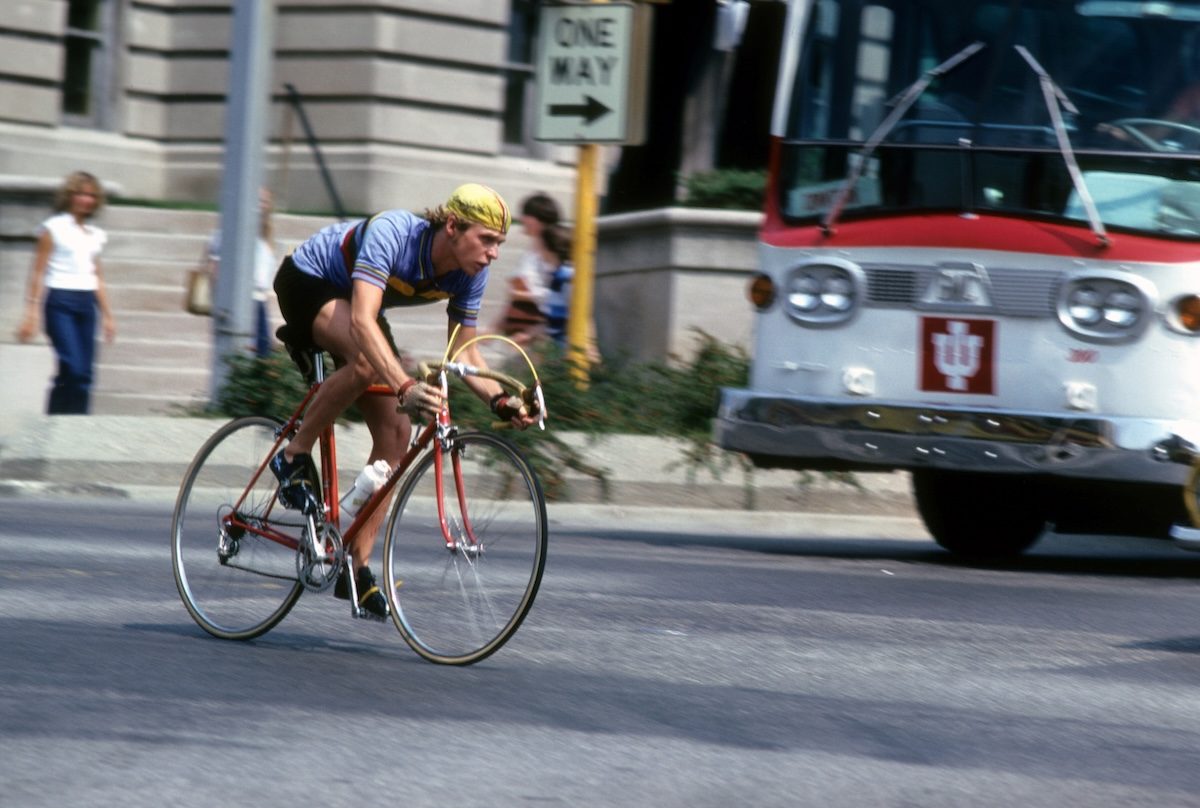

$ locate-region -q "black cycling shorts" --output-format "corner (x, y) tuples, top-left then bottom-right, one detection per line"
(273, 255), (400, 358)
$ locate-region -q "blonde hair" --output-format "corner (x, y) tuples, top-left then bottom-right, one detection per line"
(54, 171), (105, 217)
(422, 204), (453, 231)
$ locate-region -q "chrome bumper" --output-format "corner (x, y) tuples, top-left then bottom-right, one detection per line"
(714, 388), (1194, 485)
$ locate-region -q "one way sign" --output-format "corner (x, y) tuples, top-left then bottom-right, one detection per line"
(534, 2), (650, 144)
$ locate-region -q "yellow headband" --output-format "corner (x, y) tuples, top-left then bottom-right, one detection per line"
(445, 183), (511, 235)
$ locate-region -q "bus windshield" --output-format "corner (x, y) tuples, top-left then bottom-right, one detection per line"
(780, 0), (1200, 237)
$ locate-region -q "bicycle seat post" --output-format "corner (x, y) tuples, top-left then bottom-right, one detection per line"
(311, 350), (325, 384)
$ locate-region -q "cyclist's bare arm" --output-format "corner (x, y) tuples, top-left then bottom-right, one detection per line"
(349, 279), (412, 392)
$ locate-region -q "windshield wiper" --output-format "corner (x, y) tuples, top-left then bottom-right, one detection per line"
(822, 41), (985, 236)
(1014, 45), (1110, 248)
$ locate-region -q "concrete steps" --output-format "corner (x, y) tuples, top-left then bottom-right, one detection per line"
(101, 337), (211, 367)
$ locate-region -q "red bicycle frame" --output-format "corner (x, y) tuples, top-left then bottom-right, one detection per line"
(220, 373), (478, 555)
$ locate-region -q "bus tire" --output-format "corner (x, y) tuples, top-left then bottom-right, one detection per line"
(912, 469), (1047, 558)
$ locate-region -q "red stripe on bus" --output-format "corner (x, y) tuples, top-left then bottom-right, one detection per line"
(760, 213), (1200, 263)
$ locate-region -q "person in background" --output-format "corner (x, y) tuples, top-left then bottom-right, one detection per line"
(203, 187), (277, 357)
(15, 171), (116, 414)
(495, 192), (561, 345)
(539, 224), (574, 349)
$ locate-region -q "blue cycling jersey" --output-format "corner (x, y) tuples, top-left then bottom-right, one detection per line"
(290, 209), (488, 326)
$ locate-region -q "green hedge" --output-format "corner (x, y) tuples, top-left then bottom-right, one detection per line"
(681, 169), (767, 211)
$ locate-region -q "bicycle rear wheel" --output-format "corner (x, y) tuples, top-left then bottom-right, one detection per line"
(382, 431), (547, 665)
(172, 416), (305, 640)
(1187, 460), (1200, 527)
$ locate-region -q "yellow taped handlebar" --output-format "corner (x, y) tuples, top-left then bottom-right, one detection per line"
(425, 325), (545, 429)
(441, 325), (541, 386)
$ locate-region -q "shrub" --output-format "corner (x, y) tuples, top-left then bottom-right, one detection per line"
(681, 169), (767, 211)
(207, 350), (334, 421)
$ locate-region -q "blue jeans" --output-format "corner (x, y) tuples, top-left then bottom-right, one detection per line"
(43, 289), (97, 414)
(254, 299), (270, 357)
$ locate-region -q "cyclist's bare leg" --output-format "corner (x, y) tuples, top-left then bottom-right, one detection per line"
(344, 393), (411, 571)
(281, 299), (371, 459)
(282, 297), (411, 574)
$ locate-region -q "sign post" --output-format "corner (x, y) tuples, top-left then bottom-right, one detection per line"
(536, 1), (651, 384)
(568, 143), (601, 384)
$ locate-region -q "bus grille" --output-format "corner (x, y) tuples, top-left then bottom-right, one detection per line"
(864, 263), (1059, 318)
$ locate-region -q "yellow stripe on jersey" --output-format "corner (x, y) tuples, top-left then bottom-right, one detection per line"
(386, 276), (450, 300)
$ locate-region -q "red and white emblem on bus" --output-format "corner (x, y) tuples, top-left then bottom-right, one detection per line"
(920, 317), (995, 394)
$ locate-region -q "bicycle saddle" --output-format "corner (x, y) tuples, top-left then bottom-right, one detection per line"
(275, 324), (318, 385)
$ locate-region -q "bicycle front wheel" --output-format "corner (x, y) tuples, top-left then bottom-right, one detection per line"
(172, 416), (305, 640)
(382, 431), (547, 665)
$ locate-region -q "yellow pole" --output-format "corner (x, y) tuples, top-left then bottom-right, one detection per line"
(568, 143), (599, 387)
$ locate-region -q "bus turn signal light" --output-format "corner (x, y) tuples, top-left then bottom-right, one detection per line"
(748, 273), (776, 310)
(1177, 294), (1200, 333)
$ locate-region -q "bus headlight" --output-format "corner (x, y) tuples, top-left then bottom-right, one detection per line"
(783, 260), (864, 327)
(1103, 290), (1140, 327)
(1056, 273), (1154, 343)
(788, 273), (821, 311)
(1066, 286), (1103, 325)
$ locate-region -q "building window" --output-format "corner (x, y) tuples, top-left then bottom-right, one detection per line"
(503, 0), (539, 151)
(62, 0), (115, 126)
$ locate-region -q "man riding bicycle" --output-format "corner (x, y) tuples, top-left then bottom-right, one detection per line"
(270, 183), (539, 619)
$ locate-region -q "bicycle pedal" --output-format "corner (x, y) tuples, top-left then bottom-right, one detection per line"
(352, 605), (389, 623)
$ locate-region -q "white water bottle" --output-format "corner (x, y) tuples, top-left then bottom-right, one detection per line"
(340, 460), (391, 519)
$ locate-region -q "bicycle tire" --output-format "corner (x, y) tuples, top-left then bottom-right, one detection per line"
(382, 430), (547, 665)
(1187, 459), (1200, 528)
(172, 416), (305, 640)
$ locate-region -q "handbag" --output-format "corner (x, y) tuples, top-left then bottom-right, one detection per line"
(501, 299), (545, 335)
(185, 267), (213, 316)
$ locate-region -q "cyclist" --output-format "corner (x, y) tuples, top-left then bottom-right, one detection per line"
(270, 183), (539, 619)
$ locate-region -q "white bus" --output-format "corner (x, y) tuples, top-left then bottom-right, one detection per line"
(715, 0), (1200, 556)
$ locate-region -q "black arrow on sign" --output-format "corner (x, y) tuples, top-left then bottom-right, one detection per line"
(548, 95), (611, 124)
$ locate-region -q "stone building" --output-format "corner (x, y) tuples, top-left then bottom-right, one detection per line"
(0, 0), (573, 212)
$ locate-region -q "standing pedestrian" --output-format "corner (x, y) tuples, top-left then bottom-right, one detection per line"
(202, 187), (277, 356)
(15, 171), (116, 414)
(494, 192), (561, 345)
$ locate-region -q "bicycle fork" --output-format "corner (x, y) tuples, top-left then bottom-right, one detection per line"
(434, 436), (482, 557)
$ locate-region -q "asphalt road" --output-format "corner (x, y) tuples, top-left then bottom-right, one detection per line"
(4, 497), (1200, 807)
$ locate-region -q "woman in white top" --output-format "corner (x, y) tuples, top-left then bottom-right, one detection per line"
(16, 171), (116, 414)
